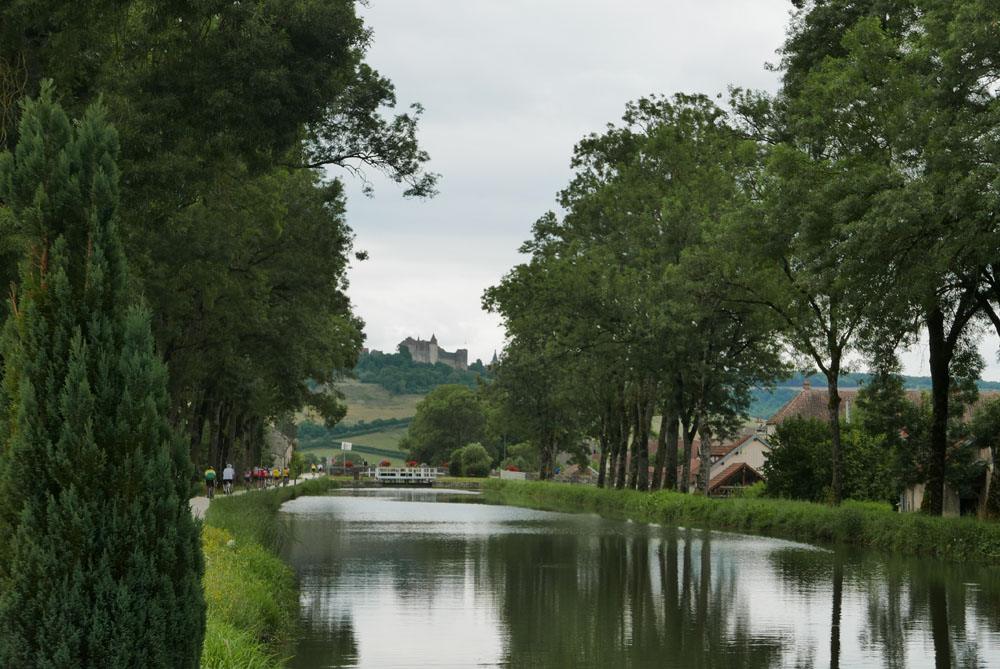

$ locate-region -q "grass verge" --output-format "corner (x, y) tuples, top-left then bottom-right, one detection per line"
(200, 478), (339, 668)
(481, 480), (1000, 564)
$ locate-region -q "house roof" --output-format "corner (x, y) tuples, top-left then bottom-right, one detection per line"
(767, 387), (859, 425)
(767, 384), (1000, 426)
(708, 462), (762, 494)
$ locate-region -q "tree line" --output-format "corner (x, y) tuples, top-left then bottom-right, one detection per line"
(0, 0), (436, 473)
(0, 2), (432, 665)
(485, 0), (1000, 515)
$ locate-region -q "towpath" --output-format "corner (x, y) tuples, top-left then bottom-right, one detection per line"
(189, 473), (322, 519)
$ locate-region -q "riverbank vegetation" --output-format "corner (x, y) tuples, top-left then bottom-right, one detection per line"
(482, 1), (1000, 516)
(484, 481), (1000, 564)
(201, 479), (339, 668)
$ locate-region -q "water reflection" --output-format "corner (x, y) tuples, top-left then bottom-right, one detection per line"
(282, 490), (1000, 668)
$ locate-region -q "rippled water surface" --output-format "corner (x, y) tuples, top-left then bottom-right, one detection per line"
(281, 488), (1000, 668)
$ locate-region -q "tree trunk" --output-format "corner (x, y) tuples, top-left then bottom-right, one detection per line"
(651, 412), (669, 491)
(628, 399), (641, 489)
(614, 409), (629, 490)
(597, 429), (609, 488)
(634, 395), (655, 491)
(923, 305), (951, 516)
(826, 367), (843, 505)
(680, 417), (696, 494)
(696, 424), (712, 494)
(663, 410), (679, 491)
(539, 435), (555, 480)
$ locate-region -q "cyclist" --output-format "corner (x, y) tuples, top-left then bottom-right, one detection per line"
(204, 465), (217, 499)
(272, 466), (281, 487)
(222, 463), (235, 495)
(243, 468), (252, 491)
(310, 463), (317, 477)
(283, 466), (290, 486)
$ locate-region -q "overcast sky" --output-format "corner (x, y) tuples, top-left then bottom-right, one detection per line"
(335, 0), (1000, 381)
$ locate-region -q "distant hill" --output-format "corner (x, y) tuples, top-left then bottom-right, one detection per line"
(296, 380), (424, 460)
(355, 349), (491, 395)
(748, 372), (1000, 419)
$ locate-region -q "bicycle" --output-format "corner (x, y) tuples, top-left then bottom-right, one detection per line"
(223, 479), (233, 495)
(206, 480), (215, 499)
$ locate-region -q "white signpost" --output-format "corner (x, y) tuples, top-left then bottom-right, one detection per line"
(340, 442), (352, 471)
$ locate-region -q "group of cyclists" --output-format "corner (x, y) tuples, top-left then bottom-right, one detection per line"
(203, 461), (325, 497)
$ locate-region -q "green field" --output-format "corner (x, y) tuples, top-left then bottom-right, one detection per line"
(337, 381), (424, 424)
(302, 427), (409, 465)
(296, 381), (420, 464)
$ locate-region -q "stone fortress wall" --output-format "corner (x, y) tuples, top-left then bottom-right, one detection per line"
(399, 334), (468, 371)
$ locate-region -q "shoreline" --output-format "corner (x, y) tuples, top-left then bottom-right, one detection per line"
(480, 480), (1000, 565)
(200, 478), (340, 668)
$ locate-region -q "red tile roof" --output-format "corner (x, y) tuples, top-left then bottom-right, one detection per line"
(708, 462), (762, 494)
(766, 388), (859, 425)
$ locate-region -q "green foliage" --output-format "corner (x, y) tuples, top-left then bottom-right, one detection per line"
(763, 419), (833, 502)
(0, 0), (437, 481)
(458, 442), (493, 478)
(501, 442), (539, 472)
(404, 385), (487, 465)
(970, 397), (1000, 518)
(764, 418), (899, 505)
(354, 349), (491, 395)
(0, 89), (203, 667)
(483, 480), (1000, 564)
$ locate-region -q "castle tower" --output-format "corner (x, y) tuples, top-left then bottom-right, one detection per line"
(428, 334), (439, 364)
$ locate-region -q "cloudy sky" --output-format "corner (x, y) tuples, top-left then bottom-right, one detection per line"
(335, 0), (1000, 380)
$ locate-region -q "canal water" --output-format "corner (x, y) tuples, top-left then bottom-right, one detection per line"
(281, 489), (1000, 668)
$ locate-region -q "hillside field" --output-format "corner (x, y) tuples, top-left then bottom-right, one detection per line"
(305, 427), (410, 465)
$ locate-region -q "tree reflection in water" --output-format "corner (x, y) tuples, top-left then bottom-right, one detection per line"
(282, 494), (1000, 668)
(491, 527), (783, 667)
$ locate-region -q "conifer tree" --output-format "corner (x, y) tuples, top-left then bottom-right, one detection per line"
(0, 83), (204, 668)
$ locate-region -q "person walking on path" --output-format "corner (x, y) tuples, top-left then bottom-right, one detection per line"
(222, 463), (235, 495)
(204, 466), (217, 499)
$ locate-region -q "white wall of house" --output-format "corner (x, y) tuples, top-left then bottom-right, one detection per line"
(710, 436), (770, 480)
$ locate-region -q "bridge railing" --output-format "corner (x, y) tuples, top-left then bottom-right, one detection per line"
(373, 466), (438, 482)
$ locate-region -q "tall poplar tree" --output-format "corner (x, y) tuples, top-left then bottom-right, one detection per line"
(0, 85), (204, 667)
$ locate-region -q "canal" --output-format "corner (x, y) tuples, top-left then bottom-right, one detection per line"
(281, 488), (1000, 668)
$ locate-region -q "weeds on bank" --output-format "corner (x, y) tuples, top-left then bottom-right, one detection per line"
(200, 478), (339, 668)
(482, 480), (1000, 564)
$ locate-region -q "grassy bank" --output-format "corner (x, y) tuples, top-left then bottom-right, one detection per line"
(200, 478), (339, 668)
(482, 480), (1000, 564)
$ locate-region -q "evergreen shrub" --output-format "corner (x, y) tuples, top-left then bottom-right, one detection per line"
(0, 85), (203, 668)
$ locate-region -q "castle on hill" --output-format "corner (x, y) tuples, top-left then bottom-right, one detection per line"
(399, 334), (468, 371)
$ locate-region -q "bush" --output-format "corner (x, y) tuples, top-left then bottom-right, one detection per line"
(459, 442), (493, 477)
(448, 449), (463, 477)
